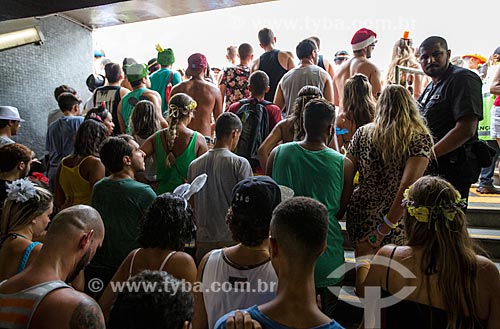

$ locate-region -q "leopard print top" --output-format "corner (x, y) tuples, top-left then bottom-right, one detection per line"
(346, 125), (433, 247)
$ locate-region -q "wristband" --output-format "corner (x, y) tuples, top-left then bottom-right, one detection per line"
(383, 214), (398, 229)
(377, 223), (391, 236)
(355, 259), (371, 270)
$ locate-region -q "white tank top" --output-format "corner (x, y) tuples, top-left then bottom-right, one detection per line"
(202, 248), (277, 329)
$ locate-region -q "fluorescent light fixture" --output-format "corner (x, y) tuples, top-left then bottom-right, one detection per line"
(0, 27), (44, 51)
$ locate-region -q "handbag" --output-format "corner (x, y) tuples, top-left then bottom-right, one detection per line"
(471, 140), (497, 168)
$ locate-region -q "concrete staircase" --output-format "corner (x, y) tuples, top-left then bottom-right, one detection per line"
(332, 201), (500, 329)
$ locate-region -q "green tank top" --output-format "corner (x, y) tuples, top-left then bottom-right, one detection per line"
(121, 87), (147, 134)
(155, 130), (198, 194)
(272, 142), (345, 287)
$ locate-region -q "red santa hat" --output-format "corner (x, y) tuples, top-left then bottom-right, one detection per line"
(351, 28), (377, 51)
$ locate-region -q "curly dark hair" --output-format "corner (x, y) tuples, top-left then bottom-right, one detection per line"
(109, 270), (193, 329)
(73, 120), (109, 157)
(137, 193), (195, 250)
(226, 207), (270, 247)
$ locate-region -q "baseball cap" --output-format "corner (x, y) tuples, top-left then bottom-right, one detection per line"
(231, 176), (282, 218)
(494, 46), (500, 55)
(186, 53), (208, 77)
(125, 63), (148, 82)
(86, 74), (105, 92)
(334, 50), (350, 61)
(0, 106), (24, 122)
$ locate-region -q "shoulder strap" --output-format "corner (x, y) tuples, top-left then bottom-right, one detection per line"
(385, 246), (398, 292)
(239, 98), (251, 105)
(258, 99), (273, 106)
(159, 251), (177, 271)
(168, 71), (173, 84)
(128, 248), (141, 279)
(18, 242), (42, 273)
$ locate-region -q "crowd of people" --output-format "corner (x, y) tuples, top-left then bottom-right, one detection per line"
(0, 26), (499, 329)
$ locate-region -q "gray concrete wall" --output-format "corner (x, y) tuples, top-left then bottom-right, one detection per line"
(0, 15), (93, 156)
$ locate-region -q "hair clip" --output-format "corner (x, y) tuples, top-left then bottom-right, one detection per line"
(6, 178), (37, 203)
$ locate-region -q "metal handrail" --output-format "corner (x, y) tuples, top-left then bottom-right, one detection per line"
(395, 65), (425, 85)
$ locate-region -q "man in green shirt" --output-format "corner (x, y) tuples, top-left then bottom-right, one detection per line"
(85, 135), (156, 299)
(267, 98), (355, 317)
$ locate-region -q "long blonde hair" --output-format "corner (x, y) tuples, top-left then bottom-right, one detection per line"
(385, 38), (419, 85)
(404, 176), (481, 328)
(367, 84), (432, 165)
(164, 93), (197, 167)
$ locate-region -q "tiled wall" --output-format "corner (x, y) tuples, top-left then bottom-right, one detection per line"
(0, 15), (93, 156)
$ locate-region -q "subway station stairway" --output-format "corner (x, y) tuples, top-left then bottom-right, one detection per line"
(333, 187), (500, 329)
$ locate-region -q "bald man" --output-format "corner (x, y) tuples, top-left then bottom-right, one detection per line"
(0, 205), (105, 329)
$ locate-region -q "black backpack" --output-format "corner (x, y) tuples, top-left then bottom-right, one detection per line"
(234, 98), (271, 167)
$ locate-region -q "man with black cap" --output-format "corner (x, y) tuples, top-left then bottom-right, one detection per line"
(334, 28), (382, 109)
(117, 63), (167, 134)
(194, 175), (281, 329)
(171, 53), (223, 140)
(149, 45), (182, 116)
(0, 106), (24, 147)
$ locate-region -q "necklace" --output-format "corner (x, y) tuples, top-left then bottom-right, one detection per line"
(7, 232), (29, 240)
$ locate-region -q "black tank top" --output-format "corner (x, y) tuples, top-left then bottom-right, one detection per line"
(381, 247), (487, 328)
(317, 54), (325, 70)
(259, 49), (288, 102)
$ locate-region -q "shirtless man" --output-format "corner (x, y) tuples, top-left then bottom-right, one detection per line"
(251, 28), (295, 102)
(0, 205), (105, 329)
(334, 28), (382, 109)
(171, 53), (223, 140)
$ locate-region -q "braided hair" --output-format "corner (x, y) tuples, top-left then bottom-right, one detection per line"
(164, 93), (197, 168)
(291, 86), (323, 141)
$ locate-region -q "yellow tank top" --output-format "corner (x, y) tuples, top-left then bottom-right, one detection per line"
(59, 155), (93, 207)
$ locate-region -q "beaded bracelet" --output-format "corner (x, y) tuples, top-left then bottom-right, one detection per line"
(383, 214), (398, 229)
(377, 223), (391, 237)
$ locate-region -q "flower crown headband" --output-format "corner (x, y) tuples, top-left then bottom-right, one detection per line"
(6, 178), (37, 203)
(401, 187), (466, 230)
(168, 101), (197, 119)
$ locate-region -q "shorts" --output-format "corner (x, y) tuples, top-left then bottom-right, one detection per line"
(490, 105), (500, 138)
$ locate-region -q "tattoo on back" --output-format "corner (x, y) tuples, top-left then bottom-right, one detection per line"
(69, 298), (105, 329)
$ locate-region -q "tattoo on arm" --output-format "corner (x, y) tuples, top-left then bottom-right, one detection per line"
(69, 298), (105, 329)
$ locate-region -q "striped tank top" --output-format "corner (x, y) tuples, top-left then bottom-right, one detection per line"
(0, 280), (70, 328)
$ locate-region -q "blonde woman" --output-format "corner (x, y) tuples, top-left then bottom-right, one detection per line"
(258, 85), (323, 170)
(335, 74), (376, 151)
(346, 84), (433, 257)
(0, 179), (53, 281)
(385, 37), (424, 99)
(130, 100), (162, 185)
(141, 93), (207, 194)
(357, 176), (499, 328)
